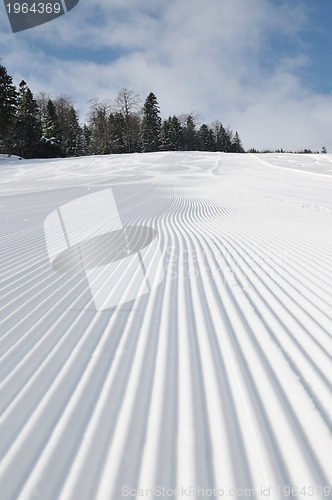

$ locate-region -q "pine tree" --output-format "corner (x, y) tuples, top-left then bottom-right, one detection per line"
(65, 106), (82, 156)
(39, 99), (62, 157)
(127, 113), (141, 152)
(231, 131), (244, 153)
(160, 115), (183, 151)
(221, 126), (233, 152)
(14, 80), (41, 158)
(199, 124), (216, 151)
(182, 115), (199, 151)
(170, 116), (183, 150)
(160, 118), (170, 151)
(54, 96), (83, 156)
(0, 64), (18, 154)
(212, 121), (225, 152)
(81, 124), (91, 155)
(42, 100), (61, 143)
(140, 92), (161, 152)
(109, 112), (126, 154)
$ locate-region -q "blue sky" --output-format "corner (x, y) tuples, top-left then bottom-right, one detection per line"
(1, 0), (332, 151)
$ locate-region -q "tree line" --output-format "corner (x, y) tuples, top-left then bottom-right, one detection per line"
(0, 63), (244, 159)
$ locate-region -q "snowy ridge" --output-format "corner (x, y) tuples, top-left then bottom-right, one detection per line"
(0, 152), (331, 500)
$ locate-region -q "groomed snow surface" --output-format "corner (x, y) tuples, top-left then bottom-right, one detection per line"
(0, 152), (332, 500)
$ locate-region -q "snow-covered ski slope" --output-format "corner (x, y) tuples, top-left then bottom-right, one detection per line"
(0, 152), (332, 500)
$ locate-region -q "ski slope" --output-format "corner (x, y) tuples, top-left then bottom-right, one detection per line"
(0, 152), (332, 500)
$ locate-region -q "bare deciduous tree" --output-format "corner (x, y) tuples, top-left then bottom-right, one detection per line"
(113, 88), (141, 152)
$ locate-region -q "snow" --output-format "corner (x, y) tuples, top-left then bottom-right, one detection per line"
(0, 152), (331, 500)
(0, 154), (23, 162)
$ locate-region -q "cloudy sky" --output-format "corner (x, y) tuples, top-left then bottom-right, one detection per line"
(1, 0), (332, 151)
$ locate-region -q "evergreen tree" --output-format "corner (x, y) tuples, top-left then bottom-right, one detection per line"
(140, 92), (161, 152)
(39, 99), (62, 157)
(182, 115), (199, 151)
(81, 124), (91, 155)
(128, 113), (142, 152)
(159, 117), (171, 151)
(14, 80), (41, 158)
(109, 112), (126, 154)
(0, 64), (18, 154)
(54, 96), (82, 156)
(160, 116), (183, 151)
(42, 100), (61, 142)
(221, 126), (233, 152)
(231, 131), (244, 153)
(212, 121), (225, 152)
(170, 116), (184, 150)
(198, 124), (216, 151)
(65, 106), (82, 156)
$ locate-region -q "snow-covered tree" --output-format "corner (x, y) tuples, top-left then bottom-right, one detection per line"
(38, 99), (62, 157)
(42, 100), (61, 142)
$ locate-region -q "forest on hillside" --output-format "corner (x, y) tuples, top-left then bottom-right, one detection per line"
(0, 63), (245, 159)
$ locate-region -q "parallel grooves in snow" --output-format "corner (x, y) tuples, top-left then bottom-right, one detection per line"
(0, 152), (331, 500)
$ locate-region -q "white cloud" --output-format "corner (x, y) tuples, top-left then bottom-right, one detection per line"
(1, 0), (332, 151)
